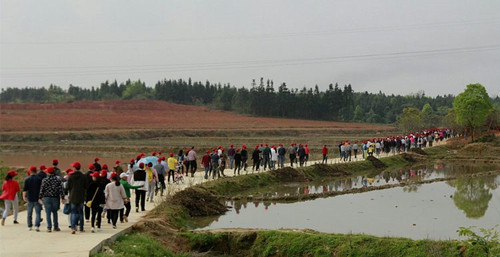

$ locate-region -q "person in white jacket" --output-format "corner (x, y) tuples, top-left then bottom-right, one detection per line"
(270, 146), (278, 169)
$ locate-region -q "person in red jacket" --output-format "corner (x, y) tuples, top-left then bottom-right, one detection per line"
(322, 145), (329, 164)
(1, 170), (21, 226)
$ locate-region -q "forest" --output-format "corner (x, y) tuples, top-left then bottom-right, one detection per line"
(1, 78), (498, 125)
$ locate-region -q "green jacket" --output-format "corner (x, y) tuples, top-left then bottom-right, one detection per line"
(120, 179), (142, 198)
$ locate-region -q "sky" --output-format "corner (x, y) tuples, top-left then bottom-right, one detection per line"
(1, 0), (499, 97)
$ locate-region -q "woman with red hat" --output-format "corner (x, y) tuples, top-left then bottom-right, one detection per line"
(1, 170), (20, 226)
(93, 158), (102, 172)
(201, 150), (211, 179)
(105, 173), (127, 229)
(88, 172), (105, 233)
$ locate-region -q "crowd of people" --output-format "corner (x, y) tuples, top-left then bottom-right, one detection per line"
(0, 128), (452, 234)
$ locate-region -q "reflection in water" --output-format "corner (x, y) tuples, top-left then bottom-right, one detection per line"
(452, 177), (494, 219)
(195, 169), (500, 239)
(245, 164), (494, 199)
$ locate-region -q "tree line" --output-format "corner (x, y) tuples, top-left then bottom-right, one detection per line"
(1, 78), (498, 127)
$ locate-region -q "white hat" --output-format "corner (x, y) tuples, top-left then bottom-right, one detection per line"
(119, 173), (128, 178)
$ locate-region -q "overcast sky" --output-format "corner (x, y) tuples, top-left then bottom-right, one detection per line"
(1, 0), (499, 97)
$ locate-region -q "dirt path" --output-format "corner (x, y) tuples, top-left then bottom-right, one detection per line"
(0, 141), (447, 257)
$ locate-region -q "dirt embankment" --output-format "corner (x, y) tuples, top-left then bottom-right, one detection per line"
(366, 156), (388, 168)
(270, 167), (310, 182)
(171, 188), (228, 217)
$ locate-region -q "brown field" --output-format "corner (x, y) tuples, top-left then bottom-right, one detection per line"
(0, 100), (393, 132)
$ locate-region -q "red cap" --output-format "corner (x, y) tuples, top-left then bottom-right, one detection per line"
(139, 162), (145, 168)
(242, 145), (247, 149)
(230, 144), (234, 147)
(115, 160), (120, 165)
(169, 153), (174, 157)
(52, 159), (59, 165)
(40, 165), (46, 170)
(147, 162), (153, 167)
(7, 170), (18, 177)
(66, 168), (73, 173)
(158, 151), (162, 155)
(29, 166), (37, 172)
(91, 172), (100, 178)
(255, 146), (259, 150)
(161, 156), (166, 161)
(236, 148), (240, 152)
(130, 158), (135, 163)
(218, 145), (222, 149)
(88, 164), (96, 170)
(94, 157), (100, 162)
(45, 167), (55, 174)
(152, 151), (157, 156)
(305, 144), (308, 147)
(279, 143), (283, 146)
(100, 169), (108, 177)
(206, 150), (210, 154)
(102, 164), (108, 169)
(110, 172), (117, 179)
(72, 162), (81, 169)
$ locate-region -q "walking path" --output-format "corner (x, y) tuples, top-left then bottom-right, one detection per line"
(0, 144), (444, 257)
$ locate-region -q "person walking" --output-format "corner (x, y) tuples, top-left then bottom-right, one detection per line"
(252, 146), (260, 172)
(353, 141), (359, 159)
(270, 146), (278, 169)
(228, 145), (235, 169)
(322, 145), (328, 164)
(210, 150), (219, 179)
(39, 167), (65, 232)
(105, 173), (127, 229)
(241, 145), (248, 172)
(233, 149), (242, 175)
(119, 173), (142, 223)
(52, 159), (62, 178)
(298, 144), (306, 167)
(277, 143), (286, 168)
(113, 160), (124, 175)
(93, 157), (102, 172)
(262, 144), (271, 171)
(187, 146), (197, 177)
(67, 162), (89, 234)
(154, 159), (166, 196)
(23, 167), (43, 231)
(304, 144), (310, 166)
(88, 172), (105, 233)
(166, 154), (177, 184)
(201, 150), (211, 179)
(288, 144), (297, 167)
(132, 163), (147, 212)
(1, 170), (20, 226)
(145, 162), (158, 202)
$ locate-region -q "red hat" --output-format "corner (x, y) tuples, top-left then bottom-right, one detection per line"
(279, 143), (283, 146)
(169, 153), (174, 157)
(110, 172), (117, 179)
(66, 168), (73, 173)
(242, 145), (247, 149)
(52, 159), (59, 165)
(236, 148), (240, 152)
(161, 156), (166, 161)
(115, 160), (120, 165)
(140, 153), (145, 157)
(305, 144), (308, 147)
(152, 151), (157, 156)
(94, 157), (100, 162)
(206, 150), (210, 154)
(88, 164), (96, 170)
(230, 144), (234, 147)
(91, 172), (100, 178)
(102, 164), (108, 169)
(218, 145), (222, 149)
(72, 162), (81, 169)
(100, 169), (108, 177)
(139, 162), (145, 168)
(25, 170), (30, 176)
(147, 162), (153, 167)
(7, 170), (18, 177)
(45, 167), (55, 174)
(130, 158), (135, 163)
(265, 144), (268, 147)
(158, 151), (162, 155)
(255, 145), (259, 150)
(40, 165), (46, 170)
(29, 166), (37, 172)
(136, 154), (141, 160)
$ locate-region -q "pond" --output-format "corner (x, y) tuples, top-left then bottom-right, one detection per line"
(196, 165), (500, 240)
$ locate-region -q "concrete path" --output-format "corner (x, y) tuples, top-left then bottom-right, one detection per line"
(0, 143), (443, 257)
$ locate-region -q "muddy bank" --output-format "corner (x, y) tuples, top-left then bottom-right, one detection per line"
(366, 156), (388, 168)
(171, 188), (228, 217)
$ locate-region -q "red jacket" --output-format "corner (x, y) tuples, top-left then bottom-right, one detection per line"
(322, 147), (328, 155)
(202, 154), (211, 166)
(0, 180), (20, 200)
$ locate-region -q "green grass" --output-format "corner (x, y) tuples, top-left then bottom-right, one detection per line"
(91, 233), (185, 257)
(181, 230), (496, 257)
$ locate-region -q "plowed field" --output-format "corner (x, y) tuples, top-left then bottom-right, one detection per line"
(0, 100), (393, 132)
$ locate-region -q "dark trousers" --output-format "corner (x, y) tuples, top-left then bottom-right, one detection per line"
(109, 209), (119, 226)
(253, 159), (260, 171)
(167, 169), (175, 182)
(190, 160), (197, 176)
(84, 205), (91, 220)
(135, 190), (146, 211)
(234, 161), (241, 174)
(120, 202), (131, 222)
(263, 157), (270, 170)
(289, 155), (296, 167)
(91, 206), (103, 228)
